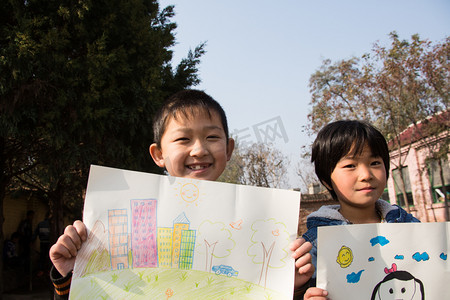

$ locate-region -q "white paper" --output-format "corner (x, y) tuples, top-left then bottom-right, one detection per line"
(317, 222), (449, 299)
(69, 165), (300, 299)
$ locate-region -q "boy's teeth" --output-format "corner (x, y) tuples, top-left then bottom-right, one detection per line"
(190, 165), (205, 170)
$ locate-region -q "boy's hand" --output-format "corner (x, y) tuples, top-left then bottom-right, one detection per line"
(304, 287), (328, 300)
(290, 237), (315, 289)
(49, 220), (87, 277)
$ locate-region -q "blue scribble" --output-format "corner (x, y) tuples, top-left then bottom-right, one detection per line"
(368, 257), (375, 262)
(370, 236), (389, 246)
(440, 253), (447, 261)
(412, 252), (430, 262)
(394, 255), (404, 260)
(346, 270), (364, 283)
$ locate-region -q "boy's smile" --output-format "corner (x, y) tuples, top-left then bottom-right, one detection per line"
(150, 110), (234, 181)
(328, 144), (387, 220)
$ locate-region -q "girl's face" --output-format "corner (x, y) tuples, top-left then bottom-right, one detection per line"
(377, 278), (419, 300)
(329, 144), (387, 211)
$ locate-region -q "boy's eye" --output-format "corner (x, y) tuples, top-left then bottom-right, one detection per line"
(371, 160), (382, 166)
(175, 137), (189, 142)
(207, 135), (220, 139)
(343, 164), (355, 168)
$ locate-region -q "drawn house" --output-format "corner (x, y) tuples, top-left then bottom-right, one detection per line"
(157, 227), (173, 268)
(108, 209), (129, 270)
(131, 199), (158, 268)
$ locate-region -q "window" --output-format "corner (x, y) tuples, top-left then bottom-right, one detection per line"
(392, 166), (414, 207)
(427, 158), (450, 203)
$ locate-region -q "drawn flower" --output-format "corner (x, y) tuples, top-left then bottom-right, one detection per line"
(165, 288), (174, 299)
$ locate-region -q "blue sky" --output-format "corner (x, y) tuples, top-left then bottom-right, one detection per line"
(159, 0), (449, 189)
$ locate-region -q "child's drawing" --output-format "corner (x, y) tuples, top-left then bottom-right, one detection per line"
(70, 165), (300, 299)
(336, 245), (353, 268)
(317, 222), (449, 299)
(371, 265), (424, 300)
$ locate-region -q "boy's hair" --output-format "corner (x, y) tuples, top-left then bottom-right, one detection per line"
(311, 120), (390, 200)
(152, 89), (229, 147)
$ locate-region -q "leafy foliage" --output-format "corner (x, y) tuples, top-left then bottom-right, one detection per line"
(308, 32), (448, 137)
(1, 0), (204, 237)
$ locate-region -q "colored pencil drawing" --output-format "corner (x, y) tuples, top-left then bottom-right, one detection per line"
(317, 222), (449, 299)
(371, 265), (425, 300)
(70, 165), (300, 299)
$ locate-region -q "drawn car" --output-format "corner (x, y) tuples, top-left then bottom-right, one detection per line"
(212, 265), (239, 277)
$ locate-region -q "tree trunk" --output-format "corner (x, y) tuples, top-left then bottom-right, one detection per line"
(0, 178), (7, 296)
(48, 183), (65, 244)
(0, 138), (9, 295)
(258, 241), (275, 288)
(204, 240), (217, 273)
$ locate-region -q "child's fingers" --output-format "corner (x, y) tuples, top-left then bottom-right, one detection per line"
(297, 256), (314, 275)
(291, 240), (313, 259)
(289, 237), (305, 251)
(304, 287), (328, 300)
(73, 220), (88, 242)
(49, 241), (74, 259)
(62, 223), (84, 251)
(56, 232), (80, 257)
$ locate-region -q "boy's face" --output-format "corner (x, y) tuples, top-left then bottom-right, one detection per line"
(328, 144), (387, 210)
(150, 110), (234, 181)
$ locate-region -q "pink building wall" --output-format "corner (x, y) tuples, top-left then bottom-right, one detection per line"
(387, 131), (449, 222)
(131, 199), (158, 268)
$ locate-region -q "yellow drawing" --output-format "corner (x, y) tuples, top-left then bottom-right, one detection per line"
(336, 245), (353, 268)
(180, 183), (199, 202)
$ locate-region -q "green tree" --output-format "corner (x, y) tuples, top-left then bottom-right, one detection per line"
(307, 32), (449, 217)
(0, 0), (205, 274)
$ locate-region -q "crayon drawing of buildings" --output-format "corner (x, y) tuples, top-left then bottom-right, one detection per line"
(156, 212), (196, 270)
(157, 227), (173, 268)
(179, 229), (196, 270)
(131, 199), (158, 268)
(108, 209), (129, 270)
(107, 201), (196, 271)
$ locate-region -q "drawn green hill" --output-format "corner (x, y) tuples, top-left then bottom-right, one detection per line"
(70, 267), (288, 299)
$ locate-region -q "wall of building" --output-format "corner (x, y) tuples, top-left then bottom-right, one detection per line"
(387, 132), (449, 222)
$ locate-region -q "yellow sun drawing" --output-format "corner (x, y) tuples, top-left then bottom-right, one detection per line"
(174, 180), (204, 207)
(180, 183), (199, 203)
(336, 245), (353, 268)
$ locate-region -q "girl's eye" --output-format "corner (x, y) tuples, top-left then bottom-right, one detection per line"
(343, 164), (355, 168)
(371, 160), (382, 166)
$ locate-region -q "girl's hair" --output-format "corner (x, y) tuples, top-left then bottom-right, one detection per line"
(311, 120), (390, 200)
(152, 89), (229, 147)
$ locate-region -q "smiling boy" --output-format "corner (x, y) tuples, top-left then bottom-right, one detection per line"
(50, 90), (235, 298)
(149, 89), (234, 181)
(50, 90), (312, 299)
